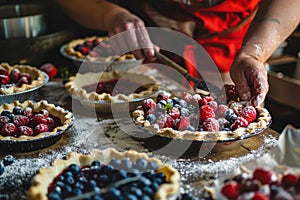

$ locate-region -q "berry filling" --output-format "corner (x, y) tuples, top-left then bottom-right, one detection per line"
(0, 106), (62, 138)
(47, 158), (167, 199)
(82, 78), (148, 96)
(220, 168), (300, 200)
(74, 39), (115, 57)
(140, 88), (259, 132)
(0, 67), (32, 88)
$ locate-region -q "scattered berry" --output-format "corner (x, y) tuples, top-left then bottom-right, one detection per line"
(40, 63), (58, 80)
(241, 106), (257, 123)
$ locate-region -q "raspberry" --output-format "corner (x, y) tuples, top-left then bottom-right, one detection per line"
(157, 91), (170, 102)
(142, 99), (157, 111)
(177, 117), (190, 131)
(216, 105), (229, 117)
(13, 115), (29, 127)
(281, 174), (299, 189)
(19, 126), (34, 136)
(182, 92), (193, 103)
(46, 117), (55, 128)
(168, 107), (180, 120)
(32, 114), (48, 125)
(81, 47), (90, 55)
(1, 123), (18, 136)
(156, 114), (174, 129)
(0, 74), (10, 84)
(0, 116), (10, 129)
(230, 117), (249, 131)
(0, 67), (9, 76)
(207, 100), (218, 112)
(225, 84), (239, 102)
(251, 192), (268, 200)
(23, 107), (34, 118)
(199, 105), (215, 122)
(18, 76), (30, 85)
(202, 118), (219, 132)
(10, 69), (21, 83)
(241, 106), (257, 123)
(200, 96), (214, 106)
(221, 181), (239, 200)
(253, 168), (273, 185)
(34, 124), (49, 134)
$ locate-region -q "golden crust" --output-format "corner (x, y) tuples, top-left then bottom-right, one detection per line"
(27, 148), (180, 200)
(0, 63), (45, 95)
(64, 36), (136, 62)
(65, 71), (160, 102)
(0, 100), (73, 141)
(133, 106), (272, 142)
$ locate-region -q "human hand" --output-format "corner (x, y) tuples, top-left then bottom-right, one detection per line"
(107, 12), (156, 61)
(230, 52), (269, 106)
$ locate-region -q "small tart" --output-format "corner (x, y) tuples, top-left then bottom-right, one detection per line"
(65, 71), (160, 102)
(0, 100), (73, 141)
(28, 148), (180, 200)
(64, 36), (136, 62)
(132, 92), (272, 142)
(0, 63), (45, 95)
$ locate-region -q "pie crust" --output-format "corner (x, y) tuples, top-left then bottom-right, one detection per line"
(133, 106), (271, 142)
(28, 148), (180, 200)
(0, 63), (46, 95)
(0, 100), (73, 141)
(65, 71), (160, 102)
(63, 36), (137, 62)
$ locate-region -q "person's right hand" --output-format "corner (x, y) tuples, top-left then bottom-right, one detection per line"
(230, 52), (269, 107)
(107, 12), (156, 61)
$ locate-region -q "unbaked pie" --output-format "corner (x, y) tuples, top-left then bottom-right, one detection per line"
(0, 100), (73, 141)
(65, 71), (160, 102)
(0, 63), (46, 95)
(132, 88), (271, 142)
(28, 148), (180, 200)
(63, 36), (137, 62)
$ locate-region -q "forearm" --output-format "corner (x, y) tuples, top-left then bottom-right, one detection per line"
(56, 0), (130, 31)
(239, 0), (300, 62)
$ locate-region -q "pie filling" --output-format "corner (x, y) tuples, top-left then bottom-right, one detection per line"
(47, 157), (168, 199)
(82, 78), (148, 96)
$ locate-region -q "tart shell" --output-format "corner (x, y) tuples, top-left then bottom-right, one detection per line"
(28, 148), (180, 200)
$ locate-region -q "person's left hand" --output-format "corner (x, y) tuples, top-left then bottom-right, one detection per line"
(230, 52), (269, 106)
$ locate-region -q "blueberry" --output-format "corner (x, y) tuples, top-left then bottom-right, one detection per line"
(79, 176), (88, 184)
(158, 100), (167, 106)
(91, 160), (101, 168)
(4, 181), (15, 191)
(0, 162), (4, 176)
(180, 108), (190, 117)
(186, 126), (195, 131)
(92, 194), (104, 200)
(54, 186), (62, 194)
(65, 175), (75, 185)
(55, 181), (65, 188)
(181, 193), (195, 200)
(12, 107), (23, 115)
(151, 181), (160, 191)
(142, 186), (153, 196)
(173, 104), (181, 109)
(62, 184), (72, 193)
(74, 182), (84, 190)
(172, 97), (180, 105)
(74, 44), (84, 52)
(135, 158), (148, 171)
(63, 171), (73, 178)
(138, 177), (152, 187)
(100, 165), (114, 174)
(140, 195), (152, 200)
(145, 114), (156, 124)
(156, 104), (165, 113)
(109, 158), (121, 168)
(147, 161), (158, 171)
(48, 192), (62, 200)
(1, 110), (11, 117)
(129, 187), (143, 197)
(156, 172), (166, 182)
(72, 187), (83, 195)
(57, 175), (65, 182)
(106, 188), (121, 198)
(125, 194), (138, 200)
(98, 174), (109, 186)
(166, 99), (173, 106)
(179, 100), (187, 108)
(68, 163), (80, 175)
(121, 158), (133, 171)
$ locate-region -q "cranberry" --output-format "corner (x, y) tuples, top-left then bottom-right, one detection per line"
(34, 124), (49, 134)
(0, 116), (10, 129)
(251, 192), (268, 200)
(0, 74), (10, 85)
(253, 168), (273, 185)
(1, 123), (18, 136)
(83, 40), (94, 49)
(32, 114), (48, 125)
(10, 69), (21, 83)
(46, 117), (55, 128)
(221, 181), (239, 200)
(39, 109), (49, 118)
(81, 47), (90, 55)
(18, 76), (30, 86)
(13, 115), (29, 127)
(19, 126), (34, 136)
(168, 107), (180, 120)
(20, 73), (32, 82)
(23, 107), (34, 118)
(281, 174), (299, 189)
(0, 67), (9, 76)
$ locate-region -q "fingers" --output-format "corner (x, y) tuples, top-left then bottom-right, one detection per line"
(251, 70), (269, 106)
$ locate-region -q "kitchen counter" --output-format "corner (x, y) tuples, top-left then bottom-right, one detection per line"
(0, 66), (280, 200)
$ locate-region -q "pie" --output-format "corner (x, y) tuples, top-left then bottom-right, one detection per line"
(212, 167), (300, 199)
(0, 100), (73, 141)
(0, 63), (46, 95)
(132, 86), (271, 142)
(27, 148), (180, 200)
(63, 36), (137, 62)
(65, 71), (160, 102)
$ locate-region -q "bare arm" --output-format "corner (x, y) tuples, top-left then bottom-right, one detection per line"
(230, 0), (300, 106)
